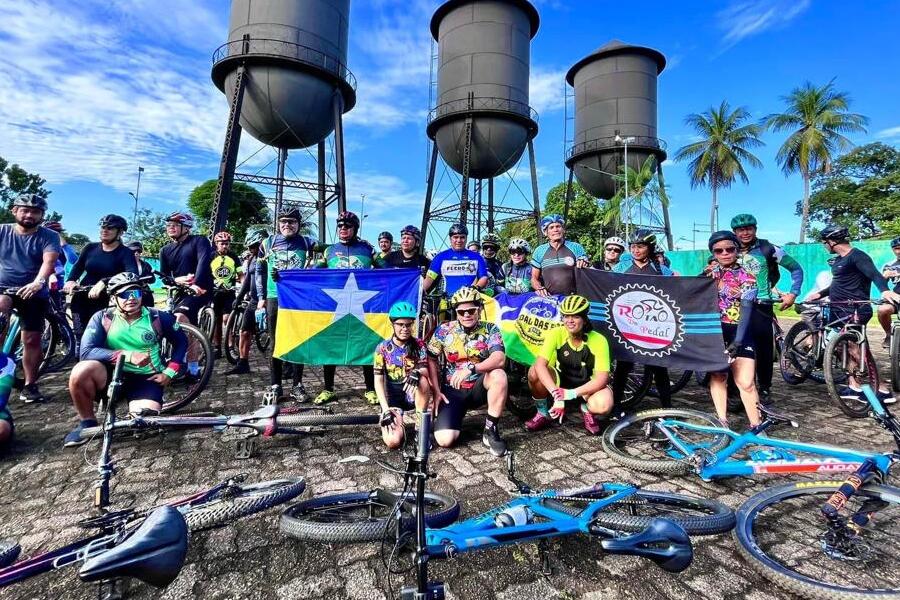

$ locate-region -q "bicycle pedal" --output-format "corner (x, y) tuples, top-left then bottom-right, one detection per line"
(234, 438), (257, 459)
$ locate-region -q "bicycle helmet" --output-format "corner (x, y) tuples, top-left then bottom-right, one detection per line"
(819, 224), (850, 242)
(107, 272), (142, 295)
(388, 301), (417, 321)
(127, 241), (144, 253)
(165, 212), (194, 228)
(507, 238), (531, 253)
(560, 294), (590, 316)
(448, 223), (468, 236)
(214, 231), (232, 243)
(400, 225), (421, 241)
(99, 214), (128, 231)
(378, 231), (393, 242)
(604, 236), (626, 250)
(12, 193), (48, 211)
(43, 221), (63, 233)
(450, 286), (482, 307)
(336, 211), (360, 230)
(891, 237), (900, 249)
(244, 229), (269, 247)
(629, 228), (657, 247)
(482, 233), (501, 249)
(278, 206), (301, 220)
(540, 214), (565, 232)
(730, 214), (758, 229)
(707, 230), (740, 251)
(467, 240), (481, 250)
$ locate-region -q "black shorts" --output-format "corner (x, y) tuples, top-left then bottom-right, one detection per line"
(240, 303), (257, 334)
(212, 290), (236, 317)
(721, 323), (755, 361)
(435, 374), (488, 432)
(4, 294), (49, 332)
(173, 295), (209, 325)
(103, 367), (165, 403)
(386, 383), (414, 410)
(71, 292), (109, 330)
(830, 306), (873, 329)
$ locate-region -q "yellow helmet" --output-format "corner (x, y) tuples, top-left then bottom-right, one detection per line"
(450, 286), (482, 307)
(560, 294), (590, 316)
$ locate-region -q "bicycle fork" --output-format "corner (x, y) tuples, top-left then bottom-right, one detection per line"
(819, 459), (888, 559)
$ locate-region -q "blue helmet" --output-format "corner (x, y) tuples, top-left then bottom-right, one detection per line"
(540, 214), (565, 232)
(388, 301), (417, 321)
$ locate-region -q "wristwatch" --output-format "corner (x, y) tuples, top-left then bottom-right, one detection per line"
(34, 277), (47, 286)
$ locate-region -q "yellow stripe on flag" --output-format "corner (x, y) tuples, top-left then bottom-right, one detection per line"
(364, 313), (391, 340)
(273, 309), (336, 357)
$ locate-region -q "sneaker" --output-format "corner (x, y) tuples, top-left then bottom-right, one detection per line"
(837, 386), (863, 400)
(525, 412), (554, 432)
(758, 388), (773, 406)
(582, 411), (602, 435)
(20, 384), (46, 404)
(225, 359), (250, 376)
(63, 421), (97, 448)
(262, 385), (282, 406)
(364, 390), (379, 406)
(291, 383), (311, 403)
(313, 390), (336, 405)
(876, 389), (897, 405)
(213, 347), (223, 360)
(482, 427), (508, 457)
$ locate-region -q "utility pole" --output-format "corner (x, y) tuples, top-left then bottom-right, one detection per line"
(129, 166), (144, 239)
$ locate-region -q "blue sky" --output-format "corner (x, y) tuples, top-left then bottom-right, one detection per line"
(1, 0), (899, 251)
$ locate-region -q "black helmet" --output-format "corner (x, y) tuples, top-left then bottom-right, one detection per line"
(400, 225), (421, 242)
(12, 193), (48, 211)
(819, 224), (850, 242)
(336, 211), (360, 230)
(99, 214), (128, 232)
(127, 241), (144, 253)
(378, 231), (393, 242)
(107, 272), (142, 295)
(278, 206), (301, 220)
(708, 230), (740, 252)
(629, 228), (657, 247)
(891, 237), (900, 249)
(448, 223), (468, 236)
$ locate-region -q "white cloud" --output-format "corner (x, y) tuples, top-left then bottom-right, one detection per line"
(877, 126), (900, 140)
(716, 0), (811, 49)
(529, 66), (567, 116)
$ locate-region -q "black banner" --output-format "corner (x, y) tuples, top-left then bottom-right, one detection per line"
(576, 269), (729, 372)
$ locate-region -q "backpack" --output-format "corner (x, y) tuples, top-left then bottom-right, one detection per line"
(757, 238), (781, 287)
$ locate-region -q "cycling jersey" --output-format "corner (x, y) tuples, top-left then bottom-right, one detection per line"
(159, 235), (214, 292)
(426, 249), (488, 297)
(500, 262), (533, 294)
(531, 240), (587, 295)
(614, 256), (674, 276)
(375, 250), (390, 268)
(538, 327), (610, 388)
(319, 238), (376, 269)
(236, 256), (259, 303)
(426, 320), (504, 388)
(256, 233), (318, 299)
(67, 242), (138, 285)
(739, 238), (803, 300)
(373, 338), (426, 387)
(81, 307), (188, 378)
(210, 251), (241, 290)
(881, 258), (900, 293)
(821, 248), (889, 305)
(709, 265), (757, 325)
(0, 224), (61, 296)
(384, 250), (430, 271)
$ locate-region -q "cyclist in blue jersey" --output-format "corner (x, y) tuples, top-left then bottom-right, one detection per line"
(499, 238), (534, 295)
(531, 214), (589, 296)
(64, 272), (189, 447)
(227, 229), (268, 376)
(0, 352), (15, 450)
(423, 223), (489, 301)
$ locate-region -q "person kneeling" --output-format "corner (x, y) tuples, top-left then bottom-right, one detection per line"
(526, 294), (613, 435)
(373, 302), (431, 449)
(426, 287), (508, 456)
(64, 272), (188, 447)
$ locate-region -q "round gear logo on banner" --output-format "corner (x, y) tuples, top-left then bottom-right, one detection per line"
(607, 284), (683, 356)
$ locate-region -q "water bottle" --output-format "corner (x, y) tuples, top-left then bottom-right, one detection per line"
(493, 505), (533, 528)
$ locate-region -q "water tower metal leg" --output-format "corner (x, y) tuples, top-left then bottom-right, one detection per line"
(562, 167), (574, 232)
(317, 141), (327, 245)
(275, 148), (288, 220)
(475, 180), (483, 241)
(487, 178), (495, 233)
(528, 140), (542, 241)
(332, 93), (348, 214)
(210, 64), (247, 238)
(421, 142), (438, 246)
(459, 115), (473, 226)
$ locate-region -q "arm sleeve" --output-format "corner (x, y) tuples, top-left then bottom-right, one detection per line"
(79, 311), (122, 363)
(254, 244), (268, 300)
(855, 251), (890, 293)
(120, 246), (139, 276)
(735, 299), (755, 345)
(193, 238), (214, 288)
(775, 247), (804, 296)
(66, 245), (90, 282)
(572, 242), (588, 261)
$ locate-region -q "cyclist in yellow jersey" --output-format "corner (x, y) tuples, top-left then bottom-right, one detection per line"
(526, 294), (612, 435)
(209, 231), (242, 359)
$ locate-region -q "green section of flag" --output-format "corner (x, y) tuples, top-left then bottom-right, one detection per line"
(279, 314), (385, 365)
(499, 322), (538, 366)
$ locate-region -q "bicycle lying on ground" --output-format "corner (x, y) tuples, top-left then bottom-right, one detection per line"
(281, 413), (736, 599)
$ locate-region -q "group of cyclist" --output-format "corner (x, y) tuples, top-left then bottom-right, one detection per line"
(1, 188), (899, 457)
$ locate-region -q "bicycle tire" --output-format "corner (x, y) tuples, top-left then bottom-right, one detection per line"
(613, 362), (652, 413)
(198, 307), (215, 341)
(255, 325), (270, 353)
(602, 408), (730, 475)
(646, 368), (693, 398)
(824, 331), (879, 418)
(504, 360), (535, 419)
(182, 477), (306, 532)
(890, 329), (900, 394)
(783, 320), (820, 381)
(42, 313), (76, 373)
(161, 323), (214, 413)
(280, 490), (460, 543)
(734, 481), (900, 600)
(590, 489), (735, 536)
(276, 412), (380, 428)
(223, 309), (241, 365)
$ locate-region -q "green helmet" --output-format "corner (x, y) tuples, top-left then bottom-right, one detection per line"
(388, 302), (417, 321)
(730, 214), (757, 229)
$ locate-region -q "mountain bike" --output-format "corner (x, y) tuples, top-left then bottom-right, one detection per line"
(0, 287), (75, 383)
(891, 308), (900, 394)
(781, 301), (830, 385)
(281, 414), (736, 599)
(223, 299), (270, 365)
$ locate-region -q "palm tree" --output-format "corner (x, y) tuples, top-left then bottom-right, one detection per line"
(764, 81), (868, 242)
(674, 101), (764, 232)
(604, 155), (674, 248)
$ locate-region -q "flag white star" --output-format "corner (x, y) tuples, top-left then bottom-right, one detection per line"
(322, 273), (379, 324)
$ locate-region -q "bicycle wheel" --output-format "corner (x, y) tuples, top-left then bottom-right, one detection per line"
(613, 362), (652, 413)
(197, 307), (215, 341)
(824, 331), (879, 418)
(41, 313), (76, 373)
(589, 489), (735, 536)
(223, 309), (241, 365)
(280, 490), (460, 543)
(602, 408), (729, 475)
(255, 321), (270, 353)
(161, 323), (214, 413)
(276, 412), (380, 428)
(890, 328), (900, 394)
(775, 331), (806, 386)
(734, 481), (900, 600)
(646, 368), (693, 398)
(505, 360), (535, 418)
(783, 321), (819, 381)
(181, 477), (306, 532)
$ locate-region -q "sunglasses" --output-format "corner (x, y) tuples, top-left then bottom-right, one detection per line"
(713, 246), (738, 255)
(115, 289), (142, 301)
(509, 249), (526, 255)
(337, 223), (353, 230)
(279, 219), (298, 225)
(393, 321), (414, 329)
(605, 247), (623, 253)
(456, 307), (479, 317)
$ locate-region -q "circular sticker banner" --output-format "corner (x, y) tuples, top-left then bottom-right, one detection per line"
(607, 284), (683, 357)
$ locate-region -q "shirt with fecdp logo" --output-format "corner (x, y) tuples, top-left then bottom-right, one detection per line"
(426, 249), (488, 297)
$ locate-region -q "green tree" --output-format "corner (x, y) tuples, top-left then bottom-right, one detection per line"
(65, 233), (91, 251)
(764, 80), (869, 243)
(608, 155), (673, 248)
(0, 156), (54, 223)
(186, 180), (269, 238)
(674, 101), (764, 232)
(131, 208), (169, 257)
(804, 142), (900, 239)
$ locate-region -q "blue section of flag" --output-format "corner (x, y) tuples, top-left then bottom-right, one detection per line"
(276, 268), (420, 314)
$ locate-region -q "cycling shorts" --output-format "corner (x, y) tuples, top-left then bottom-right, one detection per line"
(386, 383), (414, 410)
(240, 303), (257, 334)
(3, 295), (49, 332)
(720, 323), (755, 363)
(173, 295), (209, 325)
(435, 374), (488, 432)
(212, 290), (236, 316)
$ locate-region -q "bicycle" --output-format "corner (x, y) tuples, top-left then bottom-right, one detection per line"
(281, 413), (736, 598)
(223, 299), (270, 365)
(781, 301), (836, 386)
(891, 308), (900, 394)
(0, 287), (74, 383)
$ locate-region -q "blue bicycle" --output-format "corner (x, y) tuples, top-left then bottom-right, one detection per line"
(280, 414), (735, 599)
(603, 389), (900, 598)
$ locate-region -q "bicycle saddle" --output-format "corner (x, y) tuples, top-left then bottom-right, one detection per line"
(599, 518), (692, 573)
(758, 404), (799, 428)
(79, 506), (188, 588)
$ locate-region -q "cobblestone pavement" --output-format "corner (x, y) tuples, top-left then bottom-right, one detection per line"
(1, 319), (898, 600)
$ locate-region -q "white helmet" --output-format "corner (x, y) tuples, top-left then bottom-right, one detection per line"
(507, 238), (531, 253)
(425, 248), (439, 260)
(604, 236), (626, 250)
